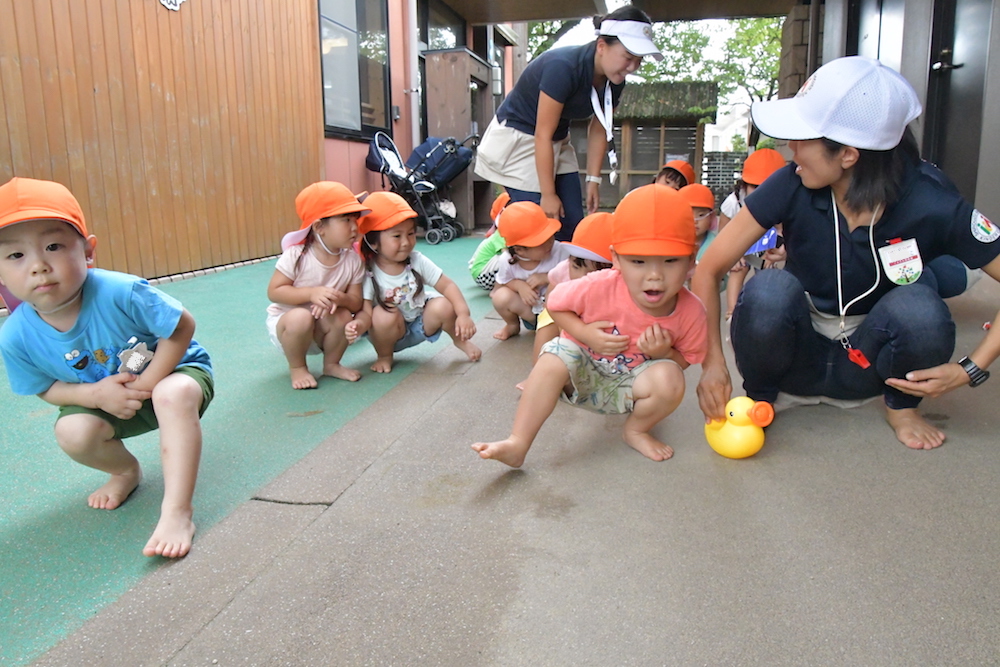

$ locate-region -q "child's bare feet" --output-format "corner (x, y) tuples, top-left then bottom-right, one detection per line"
(323, 363), (361, 382)
(622, 428), (674, 461)
(471, 437), (530, 468)
(143, 506), (196, 558)
(290, 366), (318, 389)
(88, 464), (142, 509)
(454, 338), (482, 362)
(885, 407), (945, 450)
(493, 322), (520, 340)
(371, 357), (393, 373)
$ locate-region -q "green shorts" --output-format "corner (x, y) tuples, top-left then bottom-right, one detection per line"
(541, 337), (675, 415)
(57, 366), (214, 440)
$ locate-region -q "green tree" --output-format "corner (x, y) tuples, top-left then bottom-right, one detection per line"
(712, 18), (783, 146)
(731, 134), (747, 152)
(527, 20), (580, 59)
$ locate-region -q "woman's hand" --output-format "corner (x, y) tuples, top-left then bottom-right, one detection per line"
(586, 181), (600, 214)
(540, 192), (564, 221)
(697, 360), (733, 423)
(885, 363), (969, 398)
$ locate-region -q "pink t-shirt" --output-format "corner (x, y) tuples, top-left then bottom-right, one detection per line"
(266, 244), (364, 318)
(547, 258), (572, 288)
(546, 269), (708, 371)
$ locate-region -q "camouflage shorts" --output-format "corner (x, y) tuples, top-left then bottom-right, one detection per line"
(540, 337), (676, 415)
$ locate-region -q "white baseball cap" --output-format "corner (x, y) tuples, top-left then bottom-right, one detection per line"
(597, 20), (663, 62)
(751, 56), (922, 151)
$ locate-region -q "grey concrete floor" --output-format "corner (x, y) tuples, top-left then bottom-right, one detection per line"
(37, 279), (1000, 666)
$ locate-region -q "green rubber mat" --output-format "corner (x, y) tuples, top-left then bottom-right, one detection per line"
(0, 236), (493, 665)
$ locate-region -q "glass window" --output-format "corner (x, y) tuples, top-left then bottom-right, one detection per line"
(319, 0), (389, 136)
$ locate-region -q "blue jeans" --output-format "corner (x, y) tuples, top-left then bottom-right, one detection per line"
(505, 172), (584, 242)
(731, 269), (955, 410)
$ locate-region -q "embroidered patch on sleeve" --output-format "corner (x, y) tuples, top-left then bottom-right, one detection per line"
(971, 210), (999, 243)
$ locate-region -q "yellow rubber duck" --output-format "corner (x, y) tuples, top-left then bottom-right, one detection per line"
(705, 396), (775, 459)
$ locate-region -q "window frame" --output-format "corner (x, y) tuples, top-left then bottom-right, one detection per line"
(319, 0), (393, 142)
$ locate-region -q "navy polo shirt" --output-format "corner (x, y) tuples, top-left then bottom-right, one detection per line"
(745, 161), (1000, 316)
(496, 41), (624, 141)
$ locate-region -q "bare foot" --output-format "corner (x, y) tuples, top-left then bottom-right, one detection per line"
(323, 363), (361, 382)
(371, 357), (393, 373)
(493, 322), (520, 341)
(471, 437), (530, 468)
(88, 464), (142, 509)
(454, 338), (482, 362)
(885, 407), (945, 450)
(622, 428), (674, 462)
(290, 366), (318, 390)
(143, 507), (195, 558)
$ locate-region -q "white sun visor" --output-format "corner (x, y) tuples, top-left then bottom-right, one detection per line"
(597, 20), (663, 62)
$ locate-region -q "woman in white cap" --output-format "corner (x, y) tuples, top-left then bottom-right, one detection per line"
(473, 5), (661, 241)
(691, 55), (1000, 450)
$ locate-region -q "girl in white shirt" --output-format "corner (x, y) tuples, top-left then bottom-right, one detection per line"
(346, 192), (481, 373)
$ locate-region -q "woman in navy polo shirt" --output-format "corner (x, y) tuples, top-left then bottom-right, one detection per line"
(474, 6), (660, 240)
(691, 56), (1000, 450)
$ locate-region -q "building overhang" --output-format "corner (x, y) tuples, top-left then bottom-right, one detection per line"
(450, 0), (797, 25)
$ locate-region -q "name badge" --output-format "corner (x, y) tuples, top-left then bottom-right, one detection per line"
(877, 238), (922, 285)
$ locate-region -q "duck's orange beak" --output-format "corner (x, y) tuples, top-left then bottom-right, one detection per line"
(749, 401), (775, 427)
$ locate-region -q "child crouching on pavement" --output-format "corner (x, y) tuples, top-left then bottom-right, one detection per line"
(472, 184), (708, 467)
(0, 177), (213, 558)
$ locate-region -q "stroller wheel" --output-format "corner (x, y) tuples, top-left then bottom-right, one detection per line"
(440, 225), (455, 242)
(448, 219), (465, 238)
(425, 228), (443, 245)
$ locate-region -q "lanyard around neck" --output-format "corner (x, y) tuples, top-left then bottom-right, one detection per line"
(590, 82), (618, 183)
(831, 190), (881, 340)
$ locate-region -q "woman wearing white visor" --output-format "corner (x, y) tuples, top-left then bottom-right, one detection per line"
(692, 55), (1000, 450)
(474, 6), (661, 241)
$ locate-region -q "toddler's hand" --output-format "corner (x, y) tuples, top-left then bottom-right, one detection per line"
(310, 286), (338, 311)
(579, 320), (629, 356)
(454, 314), (476, 341)
(311, 303), (337, 320)
(525, 273), (548, 290)
(344, 319), (366, 344)
(517, 284), (540, 307)
(762, 244), (786, 267)
(94, 373), (152, 420)
(637, 323), (673, 359)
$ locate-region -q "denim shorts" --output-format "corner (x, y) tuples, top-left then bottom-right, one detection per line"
(394, 314), (442, 352)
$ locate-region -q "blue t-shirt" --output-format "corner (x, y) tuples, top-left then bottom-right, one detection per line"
(745, 161), (1000, 315)
(496, 41), (625, 141)
(0, 269), (212, 395)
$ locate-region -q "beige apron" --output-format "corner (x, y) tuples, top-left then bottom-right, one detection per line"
(473, 117), (580, 192)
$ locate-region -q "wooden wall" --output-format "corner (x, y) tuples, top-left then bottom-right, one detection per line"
(0, 0), (324, 278)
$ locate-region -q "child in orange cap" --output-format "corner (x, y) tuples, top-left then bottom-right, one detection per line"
(678, 183), (719, 263)
(654, 159), (696, 190)
(345, 191), (481, 372)
(490, 201), (571, 340)
(266, 181), (368, 388)
(718, 149), (788, 320)
(473, 184), (709, 467)
(468, 191), (510, 291)
(520, 211), (614, 386)
(0, 177), (214, 558)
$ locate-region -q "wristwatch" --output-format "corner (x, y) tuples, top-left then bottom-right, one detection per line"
(958, 356), (990, 387)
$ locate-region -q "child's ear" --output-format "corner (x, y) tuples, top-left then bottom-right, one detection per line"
(610, 249), (620, 270)
(85, 235), (98, 266)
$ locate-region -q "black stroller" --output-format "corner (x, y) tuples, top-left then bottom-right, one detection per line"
(365, 131), (478, 244)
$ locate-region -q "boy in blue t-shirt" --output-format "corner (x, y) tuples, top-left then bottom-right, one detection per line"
(0, 177), (213, 558)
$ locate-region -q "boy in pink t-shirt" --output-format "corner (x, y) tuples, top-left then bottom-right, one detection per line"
(473, 184), (708, 467)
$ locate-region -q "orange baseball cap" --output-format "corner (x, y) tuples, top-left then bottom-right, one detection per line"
(358, 191), (417, 236)
(490, 191), (511, 223)
(661, 159), (696, 187)
(741, 148), (786, 186)
(0, 177), (88, 237)
(497, 201), (561, 248)
(562, 212), (613, 263)
(612, 184), (695, 257)
(284, 181), (370, 250)
(679, 183), (716, 210)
